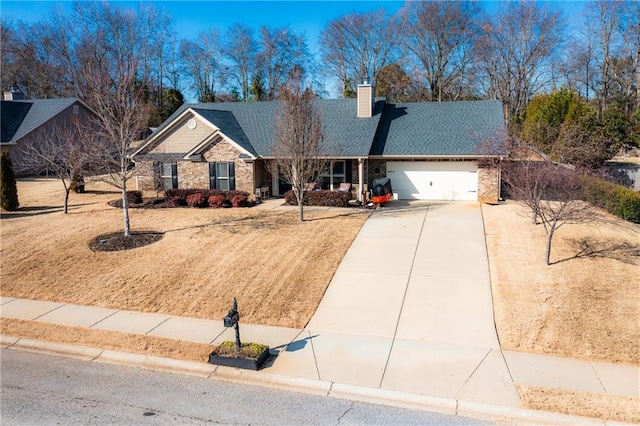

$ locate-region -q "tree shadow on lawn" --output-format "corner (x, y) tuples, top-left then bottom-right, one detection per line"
(553, 237), (640, 265)
(83, 189), (121, 196)
(1, 205), (63, 219)
(162, 210), (368, 236)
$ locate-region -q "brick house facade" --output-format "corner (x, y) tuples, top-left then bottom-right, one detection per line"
(132, 91), (506, 203)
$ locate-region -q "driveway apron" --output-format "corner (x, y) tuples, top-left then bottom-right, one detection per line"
(270, 201), (520, 407)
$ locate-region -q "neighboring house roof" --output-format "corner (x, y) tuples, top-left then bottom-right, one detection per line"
(138, 98), (506, 160)
(370, 100), (506, 157)
(0, 98), (87, 144)
(1, 101), (32, 143)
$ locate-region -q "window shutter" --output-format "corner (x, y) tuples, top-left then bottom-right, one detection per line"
(229, 162), (236, 190)
(209, 162), (217, 189)
(345, 159), (352, 183)
(171, 163), (178, 188)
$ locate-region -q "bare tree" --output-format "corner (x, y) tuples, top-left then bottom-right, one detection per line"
(617, 1), (640, 115)
(399, 1), (480, 102)
(376, 63), (428, 103)
(504, 160), (595, 265)
(258, 25), (310, 100)
(584, 1), (623, 116)
(272, 71), (324, 222)
(476, 1), (564, 125)
(51, 1), (154, 236)
(180, 30), (222, 102)
(320, 9), (398, 96)
(0, 19), (72, 99)
(17, 120), (89, 214)
(223, 23), (259, 102)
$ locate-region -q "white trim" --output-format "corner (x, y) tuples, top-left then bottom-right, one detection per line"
(132, 107), (256, 160)
(131, 108), (197, 157)
(358, 158), (364, 203)
(185, 129), (256, 160)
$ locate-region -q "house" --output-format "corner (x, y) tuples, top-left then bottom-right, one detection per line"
(132, 84), (506, 203)
(1, 91), (96, 175)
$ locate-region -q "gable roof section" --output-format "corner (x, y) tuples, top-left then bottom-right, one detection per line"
(191, 108), (256, 156)
(370, 100), (506, 157)
(145, 99), (385, 158)
(0, 98), (83, 144)
(1, 101), (32, 143)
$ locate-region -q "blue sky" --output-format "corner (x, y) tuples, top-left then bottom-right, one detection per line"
(1, 1), (586, 44)
(1, 1), (405, 43)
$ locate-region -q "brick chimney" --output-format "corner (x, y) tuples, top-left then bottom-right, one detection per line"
(357, 82), (374, 118)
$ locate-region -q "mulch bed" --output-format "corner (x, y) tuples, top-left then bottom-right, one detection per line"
(107, 198), (170, 209)
(89, 231), (164, 252)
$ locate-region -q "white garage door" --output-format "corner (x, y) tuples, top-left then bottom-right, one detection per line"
(386, 161), (478, 201)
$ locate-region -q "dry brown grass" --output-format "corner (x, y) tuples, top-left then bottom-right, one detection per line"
(517, 385), (640, 424)
(0, 318), (211, 363)
(1, 178), (369, 329)
(483, 201), (640, 365)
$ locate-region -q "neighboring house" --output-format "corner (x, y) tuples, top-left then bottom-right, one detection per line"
(132, 84), (506, 203)
(604, 161), (640, 191)
(1, 91), (96, 176)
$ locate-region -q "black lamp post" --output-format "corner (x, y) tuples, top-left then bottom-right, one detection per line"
(223, 297), (241, 351)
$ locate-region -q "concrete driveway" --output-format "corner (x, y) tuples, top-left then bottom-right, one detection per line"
(269, 201), (518, 406)
(308, 201), (499, 347)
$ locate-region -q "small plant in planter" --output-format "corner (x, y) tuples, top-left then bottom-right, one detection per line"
(208, 298), (271, 370)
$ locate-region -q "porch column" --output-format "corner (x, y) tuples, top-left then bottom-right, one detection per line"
(272, 163), (279, 196)
(358, 158), (364, 203)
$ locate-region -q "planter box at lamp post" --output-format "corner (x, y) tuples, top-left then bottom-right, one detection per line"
(208, 347), (271, 371)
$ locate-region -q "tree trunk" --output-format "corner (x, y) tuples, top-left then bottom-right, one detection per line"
(61, 179), (70, 214)
(297, 188), (304, 222)
(545, 226), (555, 265)
(63, 188), (70, 214)
(121, 187), (131, 237)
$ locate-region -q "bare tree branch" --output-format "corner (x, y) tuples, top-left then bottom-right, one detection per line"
(503, 160), (596, 265)
(16, 118), (89, 214)
(272, 70), (325, 222)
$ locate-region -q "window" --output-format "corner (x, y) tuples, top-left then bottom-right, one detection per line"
(319, 160), (346, 190)
(209, 162), (235, 190)
(160, 162), (178, 189)
(73, 105), (79, 115)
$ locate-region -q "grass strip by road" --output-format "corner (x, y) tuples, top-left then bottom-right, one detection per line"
(517, 384), (640, 424)
(0, 318), (211, 363)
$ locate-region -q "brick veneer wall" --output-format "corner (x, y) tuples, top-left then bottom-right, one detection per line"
(368, 159), (386, 185)
(177, 161), (208, 188)
(203, 141), (254, 193)
(478, 166), (500, 204)
(133, 161), (156, 191)
(133, 139), (255, 193)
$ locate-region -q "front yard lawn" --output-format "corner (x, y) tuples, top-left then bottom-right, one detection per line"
(0, 178), (369, 329)
(483, 201), (640, 365)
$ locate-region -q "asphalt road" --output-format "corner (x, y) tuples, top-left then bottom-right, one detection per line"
(0, 349), (492, 425)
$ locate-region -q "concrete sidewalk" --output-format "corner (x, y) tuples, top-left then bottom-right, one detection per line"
(2, 296), (638, 421)
(1, 201), (638, 423)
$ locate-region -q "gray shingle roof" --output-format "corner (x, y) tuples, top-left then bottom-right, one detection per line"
(151, 99), (385, 157)
(0, 98), (79, 144)
(147, 99), (505, 159)
(1, 101), (32, 143)
(370, 100), (506, 156)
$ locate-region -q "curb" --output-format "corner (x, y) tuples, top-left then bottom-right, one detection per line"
(2, 336), (626, 426)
